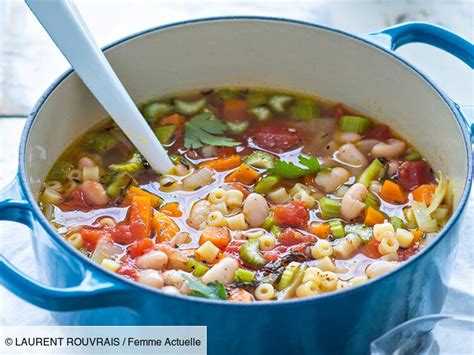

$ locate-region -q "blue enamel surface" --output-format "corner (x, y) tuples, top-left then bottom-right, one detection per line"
(1, 18), (472, 355)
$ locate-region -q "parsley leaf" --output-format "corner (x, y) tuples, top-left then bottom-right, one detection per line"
(181, 273), (227, 300)
(267, 155), (329, 179)
(184, 112), (240, 149)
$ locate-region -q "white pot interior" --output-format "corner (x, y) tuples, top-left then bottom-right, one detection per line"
(25, 18), (468, 208)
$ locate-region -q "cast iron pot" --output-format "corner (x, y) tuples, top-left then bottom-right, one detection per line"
(1, 17), (473, 355)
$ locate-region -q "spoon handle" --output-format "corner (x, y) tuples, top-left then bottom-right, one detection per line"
(25, 0), (173, 174)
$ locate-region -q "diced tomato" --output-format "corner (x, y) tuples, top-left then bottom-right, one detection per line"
(364, 125), (392, 141)
(273, 201), (309, 228)
(80, 228), (111, 251)
(397, 161), (434, 190)
(117, 257), (138, 280)
(224, 240), (246, 259)
(109, 224), (137, 245)
(262, 251), (279, 262)
(397, 243), (420, 261)
(60, 190), (93, 212)
(363, 238), (382, 259)
(216, 146), (237, 157)
(226, 182), (250, 197)
(128, 238), (155, 258)
(250, 122), (303, 153)
(279, 228), (315, 246)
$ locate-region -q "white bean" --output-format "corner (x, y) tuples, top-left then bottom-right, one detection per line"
(371, 139), (406, 159)
(314, 167), (350, 193)
(201, 257), (239, 285)
(137, 269), (164, 288)
(182, 168), (214, 190)
(78, 181), (108, 206)
(356, 139), (381, 156)
(243, 193), (269, 227)
(162, 270), (186, 289)
(336, 143), (368, 169)
(334, 131), (362, 144)
(188, 200), (211, 229)
(201, 146), (217, 158)
(340, 183), (367, 220)
(136, 250), (168, 270)
(78, 156), (96, 169)
(366, 261), (398, 278)
(161, 286), (181, 295)
(387, 160), (400, 176)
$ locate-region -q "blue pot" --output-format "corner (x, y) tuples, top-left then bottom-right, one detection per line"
(1, 17), (473, 355)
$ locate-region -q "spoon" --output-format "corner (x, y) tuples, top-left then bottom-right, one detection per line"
(25, 0), (174, 174)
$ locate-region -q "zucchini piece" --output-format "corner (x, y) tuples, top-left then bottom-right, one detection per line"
(82, 131), (118, 152)
(108, 152), (144, 174)
(227, 120), (250, 134)
(105, 172), (135, 198)
(174, 98), (207, 116)
(244, 151), (275, 169)
(154, 125), (177, 145)
(268, 95), (293, 113)
(248, 106), (273, 121)
(217, 89), (241, 100)
(142, 102), (173, 123)
(254, 176), (280, 195)
(246, 92), (267, 108)
(48, 161), (74, 182)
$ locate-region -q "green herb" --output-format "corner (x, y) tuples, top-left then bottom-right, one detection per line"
(268, 155), (327, 179)
(181, 273), (227, 300)
(184, 112), (240, 149)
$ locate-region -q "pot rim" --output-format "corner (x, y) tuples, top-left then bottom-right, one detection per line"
(18, 16), (473, 307)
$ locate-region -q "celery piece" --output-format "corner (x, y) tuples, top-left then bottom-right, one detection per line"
(48, 161), (74, 182)
(404, 150), (422, 161)
(390, 216), (406, 230)
(187, 258), (209, 277)
(239, 239), (267, 267)
(154, 125), (177, 145)
(270, 225), (281, 238)
(227, 120), (250, 134)
(217, 89), (241, 100)
(174, 98), (207, 116)
(364, 192), (381, 209)
(248, 106), (273, 121)
(329, 220), (345, 239)
(358, 159), (384, 187)
(82, 131), (118, 153)
(244, 151), (275, 169)
(234, 268), (256, 283)
(278, 264), (307, 300)
(143, 102), (173, 123)
(246, 92), (267, 108)
(427, 172), (448, 214)
(339, 116), (371, 134)
(344, 224), (372, 243)
(268, 95), (293, 113)
(108, 152), (145, 174)
(262, 215), (274, 230)
(255, 176), (280, 195)
(105, 172), (135, 198)
(319, 197), (341, 219)
(289, 99), (320, 120)
(276, 262), (300, 291)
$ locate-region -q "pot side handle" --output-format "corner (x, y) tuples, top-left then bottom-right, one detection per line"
(0, 180), (131, 311)
(369, 22), (474, 137)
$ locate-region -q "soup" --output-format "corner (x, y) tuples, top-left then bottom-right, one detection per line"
(39, 88), (453, 301)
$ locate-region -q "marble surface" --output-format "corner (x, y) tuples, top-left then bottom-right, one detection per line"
(0, 0), (473, 343)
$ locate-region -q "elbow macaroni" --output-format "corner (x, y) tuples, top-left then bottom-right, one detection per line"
(255, 283), (275, 300)
(226, 213), (249, 230)
(224, 189), (244, 208)
(311, 240), (333, 259)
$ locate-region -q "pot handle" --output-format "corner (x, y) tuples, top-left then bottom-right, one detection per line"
(0, 179), (132, 311)
(368, 22), (474, 137)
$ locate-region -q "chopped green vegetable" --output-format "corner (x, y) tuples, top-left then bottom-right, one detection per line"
(339, 115), (371, 134)
(217, 89), (241, 100)
(234, 268), (256, 283)
(108, 152), (145, 174)
(174, 98), (207, 116)
(344, 224), (372, 243)
(268, 155), (326, 179)
(270, 224), (281, 238)
(187, 258), (209, 277)
(227, 120), (250, 134)
(268, 95), (293, 113)
(184, 112), (240, 149)
(82, 131), (118, 153)
(358, 159), (384, 186)
(246, 92), (267, 108)
(390, 216), (406, 230)
(262, 215), (274, 230)
(239, 238), (267, 267)
(404, 150), (422, 161)
(412, 201), (437, 231)
(276, 262), (300, 291)
(364, 192), (381, 209)
(105, 172), (135, 198)
(278, 263), (307, 300)
(427, 172), (448, 214)
(48, 161), (74, 182)
(255, 176), (280, 194)
(181, 273), (227, 300)
(319, 197), (341, 219)
(142, 102), (173, 123)
(245, 151), (275, 169)
(329, 220), (345, 239)
(248, 106), (273, 121)
(154, 125), (176, 145)
(289, 98), (319, 120)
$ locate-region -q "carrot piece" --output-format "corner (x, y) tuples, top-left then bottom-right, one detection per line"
(228, 288), (254, 302)
(364, 207), (386, 226)
(129, 195), (153, 239)
(380, 180), (408, 203)
(309, 222), (331, 239)
(200, 155), (242, 172)
(152, 212), (180, 242)
(124, 186), (162, 207)
(224, 163), (260, 185)
(412, 230), (423, 243)
(128, 238), (154, 258)
(160, 202), (183, 217)
(199, 226), (231, 250)
(161, 113), (185, 128)
(412, 184), (437, 205)
(223, 99), (248, 121)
